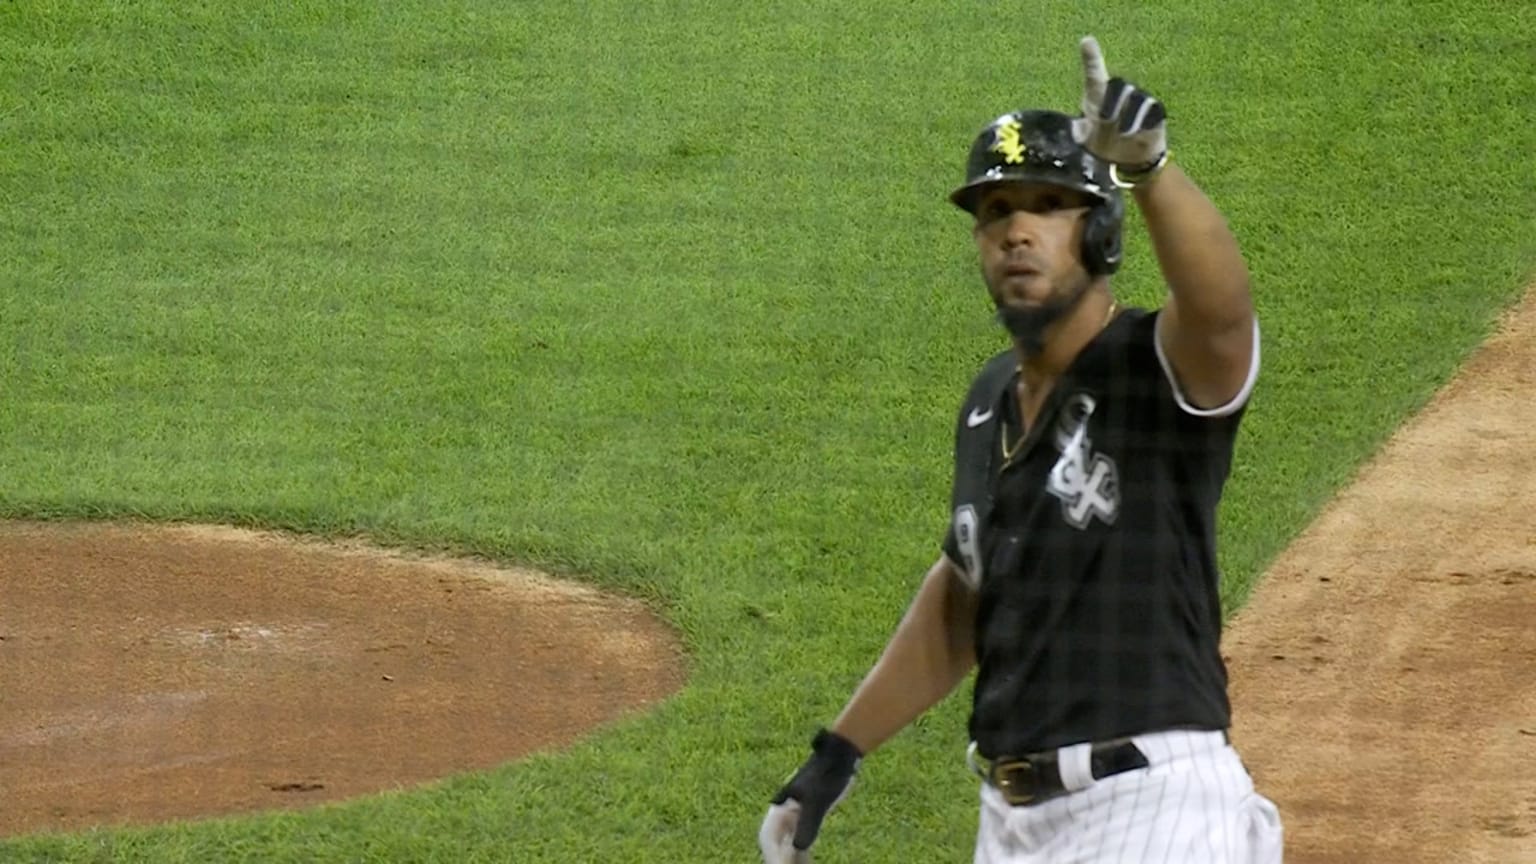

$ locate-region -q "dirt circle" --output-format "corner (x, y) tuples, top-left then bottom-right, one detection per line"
(0, 522), (687, 838)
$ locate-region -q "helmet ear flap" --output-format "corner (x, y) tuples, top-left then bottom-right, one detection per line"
(1081, 192), (1125, 275)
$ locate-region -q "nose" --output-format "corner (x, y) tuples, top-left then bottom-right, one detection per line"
(1000, 211), (1042, 249)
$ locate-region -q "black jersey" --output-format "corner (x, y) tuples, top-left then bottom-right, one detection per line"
(940, 308), (1251, 757)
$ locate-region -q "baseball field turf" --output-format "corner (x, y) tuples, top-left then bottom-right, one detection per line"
(2, 1), (1532, 861)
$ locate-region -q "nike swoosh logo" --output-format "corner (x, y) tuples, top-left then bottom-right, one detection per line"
(966, 406), (994, 428)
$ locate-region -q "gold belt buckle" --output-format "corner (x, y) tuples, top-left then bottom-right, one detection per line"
(992, 758), (1037, 806)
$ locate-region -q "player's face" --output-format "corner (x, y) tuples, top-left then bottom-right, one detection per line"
(972, 182), (1094, 311)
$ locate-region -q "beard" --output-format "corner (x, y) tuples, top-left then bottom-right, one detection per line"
(990, 270), (1093, 357)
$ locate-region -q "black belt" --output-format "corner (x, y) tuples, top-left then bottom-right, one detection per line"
(980, 738), (1150, 807)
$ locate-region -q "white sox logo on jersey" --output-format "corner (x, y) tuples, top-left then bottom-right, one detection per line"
(1046, 393), (1120, 529)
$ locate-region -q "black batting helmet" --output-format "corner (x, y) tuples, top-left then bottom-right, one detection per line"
(949, 109), (1124, 275)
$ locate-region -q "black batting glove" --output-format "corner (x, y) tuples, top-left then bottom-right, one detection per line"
(758, 729), (863, 863)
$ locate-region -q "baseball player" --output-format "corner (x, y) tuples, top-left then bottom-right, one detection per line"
(759, 36), (1283, 863)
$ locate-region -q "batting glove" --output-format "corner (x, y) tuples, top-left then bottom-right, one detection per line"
(1070, 36), (1170, 186)
(758, 729), (862, 864)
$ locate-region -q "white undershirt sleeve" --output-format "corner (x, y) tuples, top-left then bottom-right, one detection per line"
(1153, 314), (1261, 418)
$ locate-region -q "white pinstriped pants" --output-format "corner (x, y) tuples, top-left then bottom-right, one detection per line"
(973, 730), (1283, 864)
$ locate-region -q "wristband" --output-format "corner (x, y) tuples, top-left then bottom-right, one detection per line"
(1110, 150), (1171, 189)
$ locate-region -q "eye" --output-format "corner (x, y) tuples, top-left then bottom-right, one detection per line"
(981, 198), (1013, 222)
(1038, 192), (1066, 212)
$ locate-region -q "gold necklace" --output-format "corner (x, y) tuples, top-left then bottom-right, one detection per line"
(998, 299), (1119, 463)
(1000, 419), (1028, 462)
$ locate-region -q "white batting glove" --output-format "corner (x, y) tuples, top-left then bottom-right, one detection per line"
(1070, 36), (1169, 182)
(758, 799), (814, 864)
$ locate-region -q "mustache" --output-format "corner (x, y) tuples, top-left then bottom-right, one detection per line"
(1000, 253), (1046, 275)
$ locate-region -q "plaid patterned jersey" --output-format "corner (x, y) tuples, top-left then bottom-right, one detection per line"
(941, 308), (1250, 758)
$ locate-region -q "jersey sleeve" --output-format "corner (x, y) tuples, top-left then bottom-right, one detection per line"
(941, 504), (984, 589)
(941, 522), (966, 576)
(942, 522), (961, 566)
(938, 350), (1016, 588)
(1151, 311), (1261, 418)
(940, 409), (968, 568)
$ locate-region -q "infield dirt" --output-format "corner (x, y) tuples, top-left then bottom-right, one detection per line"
(1, 292), (1533, 860)
(1224, 285), (1536, 863)
(0, 523), (686, 837)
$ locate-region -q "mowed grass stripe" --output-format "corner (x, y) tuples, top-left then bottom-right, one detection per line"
(1, 1), (1532, 860)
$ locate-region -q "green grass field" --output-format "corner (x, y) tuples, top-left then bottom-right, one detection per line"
(2, 1), (1532, 861)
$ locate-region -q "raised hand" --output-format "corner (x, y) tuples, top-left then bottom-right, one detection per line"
(1070, 36), (1169, 183)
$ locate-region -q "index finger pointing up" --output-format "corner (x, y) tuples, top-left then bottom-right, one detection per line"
(1079, 35), (1108, 112)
